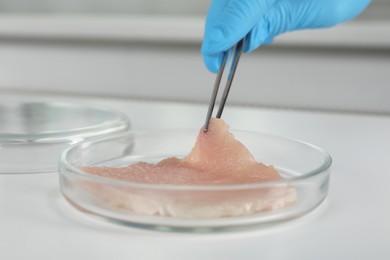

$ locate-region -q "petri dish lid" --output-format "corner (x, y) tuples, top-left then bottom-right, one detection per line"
(0, 101), (130, 174)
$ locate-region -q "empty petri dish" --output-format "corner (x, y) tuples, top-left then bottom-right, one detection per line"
(59, 129), (331, 232)
(0, 101), (130, 174)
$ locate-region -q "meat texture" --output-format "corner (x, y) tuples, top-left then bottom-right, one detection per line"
(81, 119), (296, 218)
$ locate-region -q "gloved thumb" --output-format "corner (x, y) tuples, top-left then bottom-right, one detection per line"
(202, 0), (278, 72)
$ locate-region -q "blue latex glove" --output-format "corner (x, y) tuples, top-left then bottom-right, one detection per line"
(202, 0), (372, 72)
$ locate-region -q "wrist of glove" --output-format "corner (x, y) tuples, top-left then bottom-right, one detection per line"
(202, 0), (372, 73)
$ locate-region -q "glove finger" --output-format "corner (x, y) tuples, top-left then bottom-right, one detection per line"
(203, 52), (224, 73)
(206, 0), (372, 62)
(243, 18), (273, 53)
(263, 0), (372, 34)
(202, 0), (278, 55)
(243, 0), (299, 53)
(333, 0), (372, 24)
(304, 0), (372, 28)
(239, 0), (330, 54)
(203, 49), (234, 73)
(202, 0), (233, 73)
(204, 0), (231, 30)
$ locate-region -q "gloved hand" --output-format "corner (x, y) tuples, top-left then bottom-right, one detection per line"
(202, 0), (372, 72)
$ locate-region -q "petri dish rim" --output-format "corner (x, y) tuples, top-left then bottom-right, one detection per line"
(60, 129), (332, 191)
(0, 100), (131, 174)
(0, 101), (130, 143)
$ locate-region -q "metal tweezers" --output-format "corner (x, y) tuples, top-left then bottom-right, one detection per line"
(203, 39), (244, 132)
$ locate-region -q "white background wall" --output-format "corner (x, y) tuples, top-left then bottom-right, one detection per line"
(0, 0), (389, 19)
(0, 35), (389, 114)
(0, 0), (209, 15)
(0, 1), (389, 114)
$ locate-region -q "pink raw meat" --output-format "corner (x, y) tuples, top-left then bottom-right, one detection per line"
(81, 119), (296, 218)
(86, 118), (281, 185)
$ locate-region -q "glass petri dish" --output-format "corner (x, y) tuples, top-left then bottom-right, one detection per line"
(0, 101), (130, 174)
(59, 130), (331, 232)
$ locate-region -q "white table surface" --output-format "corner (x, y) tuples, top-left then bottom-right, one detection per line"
(1, 93), (390, 260)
